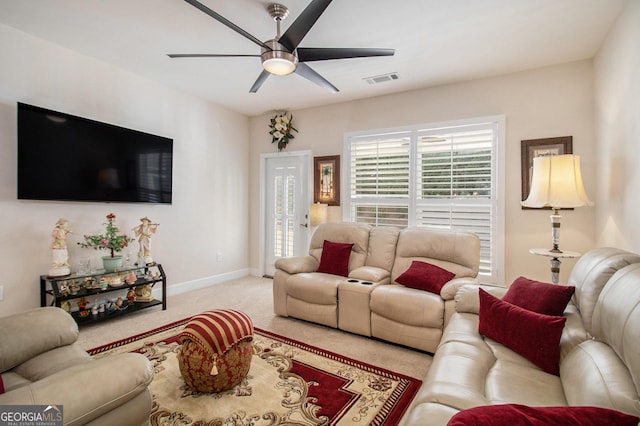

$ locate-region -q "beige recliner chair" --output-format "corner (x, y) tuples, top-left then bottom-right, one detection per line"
(0, 307), (153, 426)
(273, 222), (373, 328)
(370, 227), (480, 352)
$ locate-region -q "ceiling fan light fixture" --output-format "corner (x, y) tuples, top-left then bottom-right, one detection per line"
(261, 39), (298, 75)
(262, 55), (297, 75)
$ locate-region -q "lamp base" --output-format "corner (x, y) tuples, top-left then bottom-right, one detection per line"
(550, 209), (563, 254)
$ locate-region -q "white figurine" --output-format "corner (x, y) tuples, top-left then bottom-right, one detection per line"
(133, 217), (159, 265)
(48, 218), (71, 277)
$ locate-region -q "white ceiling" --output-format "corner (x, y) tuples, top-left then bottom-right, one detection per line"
(0, 0), (626, 117)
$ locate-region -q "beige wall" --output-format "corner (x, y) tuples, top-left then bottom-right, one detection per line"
(594, 0), (640, 250)
(249, 61), (597, 285)
(0, 25), (250, 317)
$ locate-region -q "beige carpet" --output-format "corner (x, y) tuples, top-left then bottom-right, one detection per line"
(77, 275), (431, 381)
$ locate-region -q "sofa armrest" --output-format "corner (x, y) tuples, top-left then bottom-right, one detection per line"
(441, 277), (479, 301)
(275, 256), (319, 274)
(0, 307), (78, 373)
(348, 266), (390, 283)
(0, 353), (153, 425)
(454, 284), (507, 313)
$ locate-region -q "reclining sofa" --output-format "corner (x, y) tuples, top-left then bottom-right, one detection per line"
(0, 307), (154, 425)
(273, 222), (480, 353)
(403, 247), (640, 425)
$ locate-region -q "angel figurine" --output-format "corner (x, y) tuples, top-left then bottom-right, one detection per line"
(48, 218), (71, 277)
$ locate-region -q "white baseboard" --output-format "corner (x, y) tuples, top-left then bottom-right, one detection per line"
(156, 268), (252, 298)
(248, 267), (262, 277)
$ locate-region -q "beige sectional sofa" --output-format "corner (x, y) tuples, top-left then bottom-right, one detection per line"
(403, 247), (640, 425)
(273, 222), (481, 353)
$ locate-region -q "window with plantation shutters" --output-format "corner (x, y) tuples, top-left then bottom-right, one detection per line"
(344, 117), (504, 284)
(349, 131), (411, 227)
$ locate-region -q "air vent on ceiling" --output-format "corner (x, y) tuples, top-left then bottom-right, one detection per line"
(363, 72), (399, 85)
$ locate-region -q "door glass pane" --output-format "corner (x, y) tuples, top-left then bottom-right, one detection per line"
(272, 169), (297, 258)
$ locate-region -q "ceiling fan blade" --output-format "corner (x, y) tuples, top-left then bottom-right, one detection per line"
(168, 54), (260, 58)
(249, 70), (271, 93)
(295, 63), (338, 93)
(278, 0), (332, 52)
(297, 47), (395, 62)
(182, 0), (271, 51)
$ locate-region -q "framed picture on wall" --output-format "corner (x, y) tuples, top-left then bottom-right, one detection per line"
(521, 136), (573, 208)
(314, 155), (340, 206)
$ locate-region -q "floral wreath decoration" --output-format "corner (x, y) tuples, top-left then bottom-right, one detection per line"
(269, 112), (298, 151)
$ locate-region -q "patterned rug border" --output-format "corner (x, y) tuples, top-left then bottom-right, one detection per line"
(256, 327), (421, 383)
(87, 316), (193, 355)
(87, 316), (423, 425)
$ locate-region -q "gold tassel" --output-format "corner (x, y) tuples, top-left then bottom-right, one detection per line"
(210, 354), (218, 375)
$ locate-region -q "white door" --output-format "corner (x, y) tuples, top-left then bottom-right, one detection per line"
(263, 153), (310, 277)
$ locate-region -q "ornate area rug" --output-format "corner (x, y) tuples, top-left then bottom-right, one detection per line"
(88, 318), (422, 425)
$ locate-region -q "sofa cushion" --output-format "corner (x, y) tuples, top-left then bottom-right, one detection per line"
(561, 264), (640, 416)
(317, 240), (353, 277)
(0, 307), (79, 373)
(0, 372), (30, 394)
(502, 276), (574, 316)
(484, 352), (567, 405)
(447, 404), (639, 426)
(590, 264), (640, 389)
(568, 247), (640, 334)
(478, 289), (566, 375)
(308, 223), (370, 273)
(396, 261), (455, 294)
(285, 273), (342, 305)
(391, 227), (480, 283)
(12, 344), (91, 382)
(561, 339), (640, 415)
(365, 226), (400, 272)
(370, 284), (444, 328)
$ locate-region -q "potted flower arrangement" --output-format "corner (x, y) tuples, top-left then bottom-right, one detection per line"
(78, 213), (133, 272)
(269, 112), (298, 151)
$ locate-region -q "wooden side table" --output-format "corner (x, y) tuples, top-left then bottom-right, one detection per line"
(529, 248), (581, 284)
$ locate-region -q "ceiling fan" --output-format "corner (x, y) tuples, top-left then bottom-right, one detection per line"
(168, 0), (395, 93)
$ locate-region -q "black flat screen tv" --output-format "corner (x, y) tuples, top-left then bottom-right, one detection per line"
(17, 102), (173, 204)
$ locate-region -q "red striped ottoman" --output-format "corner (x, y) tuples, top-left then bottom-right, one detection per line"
(177, 309), (254, 393)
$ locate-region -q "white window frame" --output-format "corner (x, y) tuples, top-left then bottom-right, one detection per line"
(343, 115), (505, 285)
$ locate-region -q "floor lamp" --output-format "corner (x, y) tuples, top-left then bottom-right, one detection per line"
(522, 154), (592, 282)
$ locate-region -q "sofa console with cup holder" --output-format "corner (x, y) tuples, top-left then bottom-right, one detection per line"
(273, 222), (481, 352)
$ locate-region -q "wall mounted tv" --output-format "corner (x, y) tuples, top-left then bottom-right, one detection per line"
(17, 102), (173, 204)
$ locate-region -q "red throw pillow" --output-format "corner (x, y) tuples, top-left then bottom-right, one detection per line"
(478, 289), (566, 375)
(396, 260), (456, 294)
(503, 276), (575, 316)
(395, 261), (455, 294)
(316, 240), (353, 277)
(447, 404), (639, 426)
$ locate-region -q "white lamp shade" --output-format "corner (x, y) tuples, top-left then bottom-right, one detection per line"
(310, 203), (328, 226)
(522, 154), (592, 208)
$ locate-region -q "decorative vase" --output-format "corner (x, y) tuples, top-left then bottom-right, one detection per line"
(102, 255), (123, 272)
